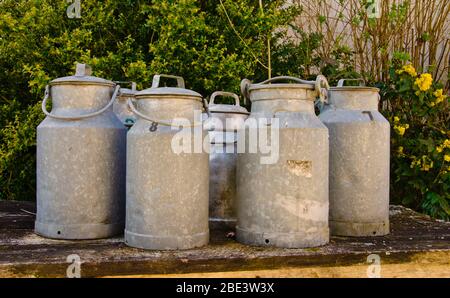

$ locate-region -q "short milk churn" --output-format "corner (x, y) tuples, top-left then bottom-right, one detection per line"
(36, 63), (127, 239)
(319, 79), (390, 236)
(237, 76), (330, 248)
(204, 92), (249, 227)
(126, 74), (209, 250)
(113, 82), (137, 128)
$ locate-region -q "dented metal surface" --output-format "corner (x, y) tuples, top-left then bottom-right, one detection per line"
(204, 92), (249, 225)
(36, 64), (127, 240)
(236, 76), (330, 248)
(319, 79), (390, 237)
(125, 74), (209, 250)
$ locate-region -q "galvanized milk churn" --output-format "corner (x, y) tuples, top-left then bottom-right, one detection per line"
(319, 79), (390, 236)
(204, 92), (249, 227)
(113, 82), (137, 128)
(237, 76), (330, 248)
(126, 74), (209, 250)
(36, 63), (127, 239)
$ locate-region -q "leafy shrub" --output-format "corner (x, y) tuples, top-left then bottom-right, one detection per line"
(0, 0), (297, 200)
(379, 55), (450, 220)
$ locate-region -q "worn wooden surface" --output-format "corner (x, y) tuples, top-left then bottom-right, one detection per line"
(0, 201), (449, 278)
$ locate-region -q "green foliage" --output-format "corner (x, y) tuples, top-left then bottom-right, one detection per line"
(0, 0), (298, 200)
(379, 59), (450, 220)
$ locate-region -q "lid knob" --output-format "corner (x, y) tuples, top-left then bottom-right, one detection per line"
(75, 63), (92, 77)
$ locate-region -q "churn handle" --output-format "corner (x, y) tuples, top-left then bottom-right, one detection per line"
(42, 85), (120, 121)
(240, 76), (317, 104)
(151, 74), (185, 89)
(127, 98), (202, 128)
(248, 75), (330, 103)
(114, 81), (137, 91)
(258, 76), (313, 85)
(337, 78), (365, 87)
(315, 75), (330, 104)
(209, 91), (241, 106)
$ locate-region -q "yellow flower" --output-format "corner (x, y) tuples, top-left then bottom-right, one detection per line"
(397, 64), (417, 77)
(420, 156), (433, 171)
(394, 124), (409, 136)
(415, 73), (433, 91)
(434, 89), (444, 98)
(444, 139), (450, 148)
(410, 157), (421, 168)
(433, 89), (447, 105)
(395, 125), (405, 136)
(437, 146), (443, 153)
(398, 146), (403, 153)
(445, 155), (450, 162)
(394, 116), (400, 123)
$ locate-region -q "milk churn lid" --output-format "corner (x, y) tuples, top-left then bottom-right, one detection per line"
(207, 91), (249, 115)
(241, 76), (329, 103)
(246, 76), (316, 92)
(50, 64), (115, 87)
(136, 74), (202, 99)
(329, 79), (379, 92)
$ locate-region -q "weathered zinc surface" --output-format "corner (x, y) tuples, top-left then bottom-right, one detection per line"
(125, 75), (209, 250)
(236, 76), (330, 248)
(319, 79), (390, 237)
(36, 64), (127, 240)
(205, 92), (249, 225)
(0, 201), (449, 277)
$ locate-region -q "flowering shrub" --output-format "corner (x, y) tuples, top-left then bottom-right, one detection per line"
(380, 60), (450, 220)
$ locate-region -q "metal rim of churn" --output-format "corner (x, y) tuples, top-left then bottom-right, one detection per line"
(207, 91), (249, 115)
(128, 74), (204, 127)
(240, 75), (330, 104)
(329, 78), (380, 92)
(41, 63), (120, 121)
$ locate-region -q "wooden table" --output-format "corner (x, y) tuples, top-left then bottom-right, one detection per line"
(0, 201), (449, 277)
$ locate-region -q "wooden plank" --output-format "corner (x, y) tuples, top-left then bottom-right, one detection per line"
(0, 202), (449, 277)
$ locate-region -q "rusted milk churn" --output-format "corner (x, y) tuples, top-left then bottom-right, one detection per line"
(319, 79), (390, 236)
(126, 74), (209, 250)
(237, 76), (330, 248)
(113, 82), (137, 128)
(204, 92), (249, 227)
(36, 63), (126, 239)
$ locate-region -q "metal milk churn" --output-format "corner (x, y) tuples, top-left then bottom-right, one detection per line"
(204, 92), (249, 227)
(36, 63), (127, 239)
(125, 74), (209, 250)
(113, 82), (137, 128)
(319, 79), (390, 236)
(237, 76), (330, 248)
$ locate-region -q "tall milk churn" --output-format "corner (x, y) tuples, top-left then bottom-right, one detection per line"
(237, 76), (330, 248)
(319, 79), (390, 236)
(113, 82), (137, 128)
(204, 92), (249, 227)
(126, 74), (209, 250)
(36, 63), (127, 239)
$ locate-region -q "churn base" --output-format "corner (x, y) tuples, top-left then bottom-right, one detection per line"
(330, 219), (390, 237)
(236, 225), (329, 248)
(124, 230), (209, 250)
(35, 221), (124, 240)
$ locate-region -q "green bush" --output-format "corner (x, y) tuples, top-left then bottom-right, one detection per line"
(378, 56), (450, 220)
(0, 0), (298, 201)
